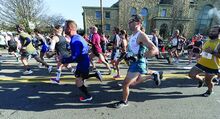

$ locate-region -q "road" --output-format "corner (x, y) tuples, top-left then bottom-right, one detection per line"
(0, 49), (220, 119)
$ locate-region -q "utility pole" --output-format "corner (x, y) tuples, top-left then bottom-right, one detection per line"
(100, 0), (104, 33)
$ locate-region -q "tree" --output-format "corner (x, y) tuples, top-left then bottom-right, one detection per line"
(170, 0), (189, 35)
(37, 14), (66, 34)
(0, 0), (46, 31)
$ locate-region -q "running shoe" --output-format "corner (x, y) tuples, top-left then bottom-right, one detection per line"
(117, 81), (123, 87)
(95, 70), (103, 82)
(79, 96), (93, 102)
(48, 66), (53, 73)
(23, 70), (33, 75)
(113, 75), (121, 78)
(152, 72), (161, 86)
(159, 71), (163, 80)
(71, 68), (76, 74)
(203, 90), (213, 97)
(38, 63), (44, 68)
(50, 78), (60, 84)
(212, 78), (219, 85)
(113, 100), (128, 108)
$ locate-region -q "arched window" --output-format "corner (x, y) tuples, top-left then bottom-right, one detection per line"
(141, 8), (148, 17)
(176, 24), (184, 34)
(130, 7), (137, 16)
(140, 8), (148, 33)
(196, 5), (213, 34)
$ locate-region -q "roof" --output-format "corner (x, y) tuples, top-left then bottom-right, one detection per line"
(111, 1), (119, 8)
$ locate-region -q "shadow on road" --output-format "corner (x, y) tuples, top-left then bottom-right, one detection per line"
(0, 77), (204, 111)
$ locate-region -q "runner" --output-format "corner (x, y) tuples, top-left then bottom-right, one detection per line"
(89, 26), (112, 74)
(62, 20), (103, 102)
(7, 33), (19, 62)
(47, 25), (75, 83)
(189, 25), (220, 97)
(33, 28), (49, 67)
(113, 14), (159, 108)
(114, 29), (128, 78)
(16, 24), (52, 74)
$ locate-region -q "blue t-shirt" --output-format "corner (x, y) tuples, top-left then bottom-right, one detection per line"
(62, 34), (89, 63)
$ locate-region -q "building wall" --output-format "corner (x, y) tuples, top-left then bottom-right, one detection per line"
(83, 7), (119, 35)
(119, 0), (160, 33)
(83, 0), (220, 38)
(192, 0), (220, 35)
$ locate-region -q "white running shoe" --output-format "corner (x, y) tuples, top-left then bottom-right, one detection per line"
(95, 70), (103, 82)
(38, 63), (44, 68)
(48, 66), (53, 73)
(23, 70), (33, 75)
(71, 68), (76, 73)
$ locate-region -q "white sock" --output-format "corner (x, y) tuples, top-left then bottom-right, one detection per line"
(56, 70), (61, 80)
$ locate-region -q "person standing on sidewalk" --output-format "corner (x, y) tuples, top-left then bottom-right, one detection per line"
(189, 25), (220, 97)
(62, 20), (102, 102)
(113, 14), (159, 108)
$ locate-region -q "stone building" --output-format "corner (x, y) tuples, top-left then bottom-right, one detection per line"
(83, 0), (220, 38)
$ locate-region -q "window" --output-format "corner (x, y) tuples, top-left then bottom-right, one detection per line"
(196, 5), (213, 34)
(105, 12), (110, 19)
(130, 7), (137, 16)
(141, 8), (148, 17)
(161, 9), (167, 17)
(96, 11), (101, 19)
(105, 24), (110, 31)
(159, 0), (172, 4)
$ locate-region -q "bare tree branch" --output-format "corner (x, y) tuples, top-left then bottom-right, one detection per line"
(0, 0), (46, 30)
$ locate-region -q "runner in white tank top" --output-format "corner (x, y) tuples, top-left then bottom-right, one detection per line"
(113, 14), (160, 108)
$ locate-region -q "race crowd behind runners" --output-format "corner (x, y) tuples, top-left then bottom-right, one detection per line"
(0, 13), (220, 108)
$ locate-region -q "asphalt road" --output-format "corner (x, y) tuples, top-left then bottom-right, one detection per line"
(0, 49), (220, 119)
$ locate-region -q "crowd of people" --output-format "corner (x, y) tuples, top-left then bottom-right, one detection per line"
(0, 14), (220, 108)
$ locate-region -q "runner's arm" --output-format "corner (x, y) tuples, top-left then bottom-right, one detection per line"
(62, 41), (82, 64)
(139, 33), (159, 58)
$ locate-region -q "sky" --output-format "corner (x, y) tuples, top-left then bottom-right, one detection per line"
(44, 0), (119, 29)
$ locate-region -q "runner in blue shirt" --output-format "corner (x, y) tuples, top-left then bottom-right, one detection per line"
(62, 20), (102, 102)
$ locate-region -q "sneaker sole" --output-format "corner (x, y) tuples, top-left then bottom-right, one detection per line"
(80, 97), (93, 102)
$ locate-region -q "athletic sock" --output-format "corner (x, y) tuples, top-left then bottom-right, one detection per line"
(78, 85), (91, 98)
(56, 69), (61, 80)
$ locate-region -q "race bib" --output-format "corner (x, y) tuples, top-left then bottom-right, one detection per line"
(201, 51), (212, 59)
